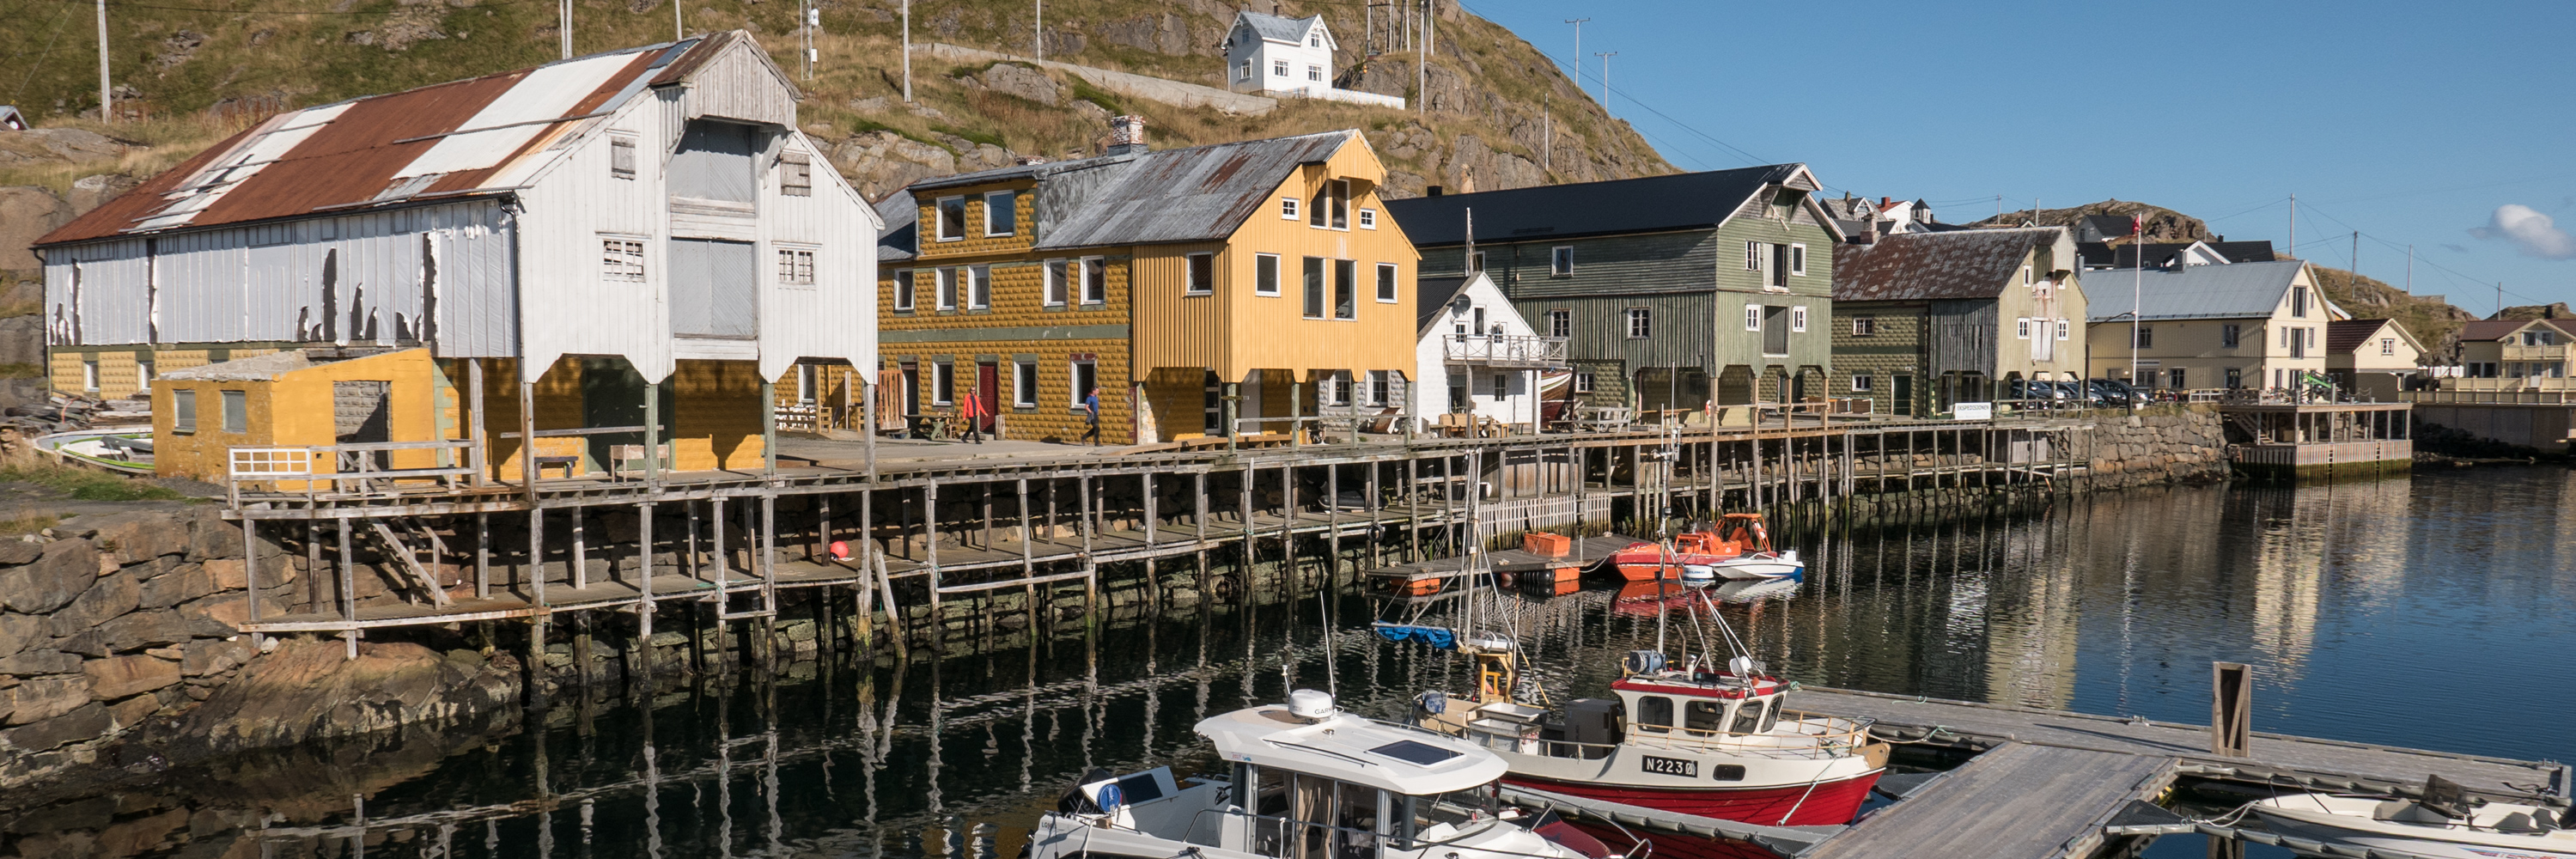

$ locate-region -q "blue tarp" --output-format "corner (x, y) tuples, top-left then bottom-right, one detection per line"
(1373, 624), (1457, 650)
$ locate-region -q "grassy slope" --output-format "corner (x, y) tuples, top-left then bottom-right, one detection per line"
(0, 0), (1669, 198)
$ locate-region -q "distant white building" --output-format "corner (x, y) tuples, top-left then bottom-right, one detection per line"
(1221, 10), (1404, 108)
(1415, 271), (1564, 431)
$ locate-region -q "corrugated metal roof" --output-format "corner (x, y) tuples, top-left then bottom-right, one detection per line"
(1383, 164), (1806, 247)
(37, 37), (714, 247)
(1833, 228), (2062, 302)
(1032, 131), (1353, 250)
(2082, 260), (2314, 321)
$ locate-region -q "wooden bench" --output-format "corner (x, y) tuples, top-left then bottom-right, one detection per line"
(533, 454), (582, 478)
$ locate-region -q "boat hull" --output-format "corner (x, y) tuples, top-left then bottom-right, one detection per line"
(1501, 770), (1880, 827)
(2251, 801), (2576, 859)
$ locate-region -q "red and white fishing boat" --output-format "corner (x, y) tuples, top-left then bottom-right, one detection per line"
(1607, 515), (1797, 582)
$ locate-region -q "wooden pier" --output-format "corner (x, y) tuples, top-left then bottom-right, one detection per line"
(1800, 742), (2173, 859)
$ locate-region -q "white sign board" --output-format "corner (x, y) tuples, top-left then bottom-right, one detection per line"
(1954, 402), (1993, 421)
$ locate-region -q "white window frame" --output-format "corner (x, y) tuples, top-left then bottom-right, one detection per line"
(1375, 263), (1398, 303)
(776, 247), (817, 287)
(1279, 197), (1300, 220)
(2015, 317), (2031, 339)
(1043, 259), (1068, 307)
(983, 190), (1016, 236)
(932, 362), (954, 405)
(1574, 371), (1596, 393)
(1255, 253), (1282, 296)
(1069, 360), (1099, 409)
(1185, 252), (1215, 295)
(1273, 59), (1289, 77)
(2021, 265), (2033, 285)
(795, 363), (817, 404)
(893, 269), (917, 311)
(2056, 320), (2070, 341)
(135, 360), (152, 393)
(1470, 251), (1486, 273)
(1627, 308), (1652, 339)
(1239, 60), (1252, 82)
(1791, 306), (1808, 332)
(968, 265), (992, 309)
(935, 195), (965, 241)
(1014, 361), (1039, 407)
(1368, 370), (1391, 406)
(1851, 374), (1873, 393)
(936, 267), (959, 310)
(2381, 338), (2396, 356)
(1852, 315), (1875, 336)
(602, 238), (646, 283)
(1307, 64), (1324, 82)
(79, 359), (98, 392)
(1358, 209), (1377, 229)
(1745, 241), (1763, 271)
(1788, 243), (1806, 277)
(221, 389), (246, 433)
(1744, 305), (1763, 332)
(172, 389), (196, 434)
(1551, 246), (1574, 277)
(1081, 257), (1108, 305)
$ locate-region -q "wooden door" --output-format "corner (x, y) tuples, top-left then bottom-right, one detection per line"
(976, 362), (999, 432)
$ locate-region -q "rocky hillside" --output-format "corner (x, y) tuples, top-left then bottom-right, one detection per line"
(0, 0), (1669, 203)
(1976, 198), (2478, 354)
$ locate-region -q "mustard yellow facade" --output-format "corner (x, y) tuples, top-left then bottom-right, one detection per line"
(881, 130), (1419, 443)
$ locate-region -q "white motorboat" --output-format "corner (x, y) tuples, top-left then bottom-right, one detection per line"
(1026, 690), (1616, 859)
(1677, 551), (1803, 585)
(2249, 779), (2576, 859)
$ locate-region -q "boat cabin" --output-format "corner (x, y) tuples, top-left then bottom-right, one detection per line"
(1611, 672), (1790, 740)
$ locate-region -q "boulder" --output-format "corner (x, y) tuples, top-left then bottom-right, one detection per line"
(0, 539), (98, 613)
(187, 515), (240, 563)
(180, 638), (253, 676)
(0, 186), (72, 271)
(176, 591), (288, 635)
(4, 702), (112, 750)
(96, 610), (191, 651)
(138, 564), (215, 609)
(3, 674), (92, 725)
(0, 612), (43, 660)
(107, 691), (160, 728)
(46, 570), (139, 637)
(0, 540), (42, 566)
(94, 807), (187, 856)
(85, 654), (181, 700)
(87, 512), (192, 564)
(202, 557), (247, 589)
(0, 649), (82, 674)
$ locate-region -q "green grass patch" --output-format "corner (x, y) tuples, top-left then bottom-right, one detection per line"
(0, 462), (186, 502)
(932, 125), (1007, 149)
(0, 363), (42, 380)
(1069, 78), (1124, 114)
(0, 511), (59, 537)
(945, 61), (1003, 79)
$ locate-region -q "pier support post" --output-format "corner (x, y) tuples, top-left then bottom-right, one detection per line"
(637, 501), (655, 669)
(2212, 661), (2253, 757)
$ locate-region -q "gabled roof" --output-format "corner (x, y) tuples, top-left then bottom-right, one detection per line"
(0, 106), (25, 131)
(898, 131), (1360, 251)
(2084, 260), (2329, 322)
(875, 193), (917, 262)
(2207, 241), (2277, 263)
(2077, 240), (2276, 269)
(38, 33), (776, 247)
(1384, 164), (1830, 247)
(2457, 318), (2576, 342)
(1834, 228), (2065, 302)
(2326, 319), (2419, 355)
(1416, 275), (1471, 330)
(1233, 10), (1325, 45)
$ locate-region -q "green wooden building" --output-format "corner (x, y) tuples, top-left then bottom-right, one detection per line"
(1385, 165), (1843, 417)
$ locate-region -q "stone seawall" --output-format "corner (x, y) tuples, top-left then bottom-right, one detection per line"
(2083, 405), (2230, 487)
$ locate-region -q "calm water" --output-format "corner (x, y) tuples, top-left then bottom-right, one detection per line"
(13, 466), (2573, 859)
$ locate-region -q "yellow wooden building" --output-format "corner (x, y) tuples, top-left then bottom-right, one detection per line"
(877, 125), (1419, 443)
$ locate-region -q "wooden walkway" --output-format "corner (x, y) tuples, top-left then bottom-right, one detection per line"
(1795, 686), (2568, 799)
(1802, 742), (2173, 859)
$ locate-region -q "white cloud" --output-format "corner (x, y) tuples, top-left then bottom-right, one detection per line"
(2469, 204), (2576, 259)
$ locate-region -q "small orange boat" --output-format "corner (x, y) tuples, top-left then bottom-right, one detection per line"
(1608, 514), (1773, 581)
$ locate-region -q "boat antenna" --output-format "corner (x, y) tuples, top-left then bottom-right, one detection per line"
(1316, 587), (1339, 696)
(1696, 589), (1757, 667)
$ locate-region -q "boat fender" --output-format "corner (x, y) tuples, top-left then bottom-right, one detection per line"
(1416, 691), (1446, 716)
(1623, 650), (1666, 675)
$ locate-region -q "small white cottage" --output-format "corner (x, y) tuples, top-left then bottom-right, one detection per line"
(1415, 271), (1565, 433)
(1221, 10), (1404, 107)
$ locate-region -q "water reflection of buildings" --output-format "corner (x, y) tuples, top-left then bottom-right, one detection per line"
(1979, 509), (2081, 710)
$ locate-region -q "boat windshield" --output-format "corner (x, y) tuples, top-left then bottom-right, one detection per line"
(1727, 699), (1763, 734)
(1634, 696), (1672, 733)
(1684, 700), (1726, 736)
(1244, 765), (1395, 859)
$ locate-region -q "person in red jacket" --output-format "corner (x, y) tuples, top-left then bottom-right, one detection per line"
(958, 388), (989, 444)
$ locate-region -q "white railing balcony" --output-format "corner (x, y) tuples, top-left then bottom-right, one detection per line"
(1442, 334), (1568, 368)
(2501, 344), (2570, 362)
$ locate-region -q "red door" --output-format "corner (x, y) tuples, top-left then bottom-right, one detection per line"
(976, 362), (1000, 433)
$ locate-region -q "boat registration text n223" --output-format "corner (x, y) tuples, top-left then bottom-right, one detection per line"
(1639, 756), (1696, 777)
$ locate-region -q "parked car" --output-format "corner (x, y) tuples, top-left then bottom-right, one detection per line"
(2086, 378), (2137, 408)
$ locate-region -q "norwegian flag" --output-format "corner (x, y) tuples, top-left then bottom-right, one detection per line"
(2131, 216), (2144, 235)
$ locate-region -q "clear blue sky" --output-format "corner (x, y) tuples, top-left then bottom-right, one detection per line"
(1459, 0), (2576, 312)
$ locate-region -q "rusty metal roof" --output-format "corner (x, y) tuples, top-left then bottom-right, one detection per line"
(37, 37), (715, 247)
(1028, 131), (1354, 250)
(1833, 228), (2063, 302)
(2457, 318), (2576, 342)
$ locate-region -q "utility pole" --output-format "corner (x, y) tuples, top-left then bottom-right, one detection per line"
(2497, 283), (2505, 319)
(2350, 231), (2359, 289)
(901, 0), (913, 102)
(94, 0), (111, 121)
(559, 0), (572, 58)
(2287, 192), (2296, 259)
(801, 0), (815, 79)
(673, 0), (683, 42)
(2130, 215), (2143, 394)
(2406, 244), (2413, 295)
(1034, 0), (1042, 60)
(1593, 52), (1616, 113)
(1542, 93), (1550, 173)
(1562, 17), (1589, 77)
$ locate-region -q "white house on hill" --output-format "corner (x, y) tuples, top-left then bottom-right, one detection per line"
(1222, 10), (1404, 108)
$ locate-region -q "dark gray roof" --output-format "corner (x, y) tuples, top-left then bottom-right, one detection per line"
(1417, 276), (1470, 330)
(1834, 228), (2062, 302)
(1034, 131), (1353, 250)
(2207, 241), (2277, 263)
(1384, 164), (1808, 247)
(904, 152), (1139, 194)
(1234, 10), (1321, 43)
(2077, 241), (2277, 269)
(2085, 260), (2315, 322)
(875, 193), (917, 261)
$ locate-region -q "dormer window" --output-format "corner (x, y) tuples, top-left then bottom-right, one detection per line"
(1309, 33), (1322, 47)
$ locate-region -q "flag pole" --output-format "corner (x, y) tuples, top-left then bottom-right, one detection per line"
(2130, 215), (2142, 404)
